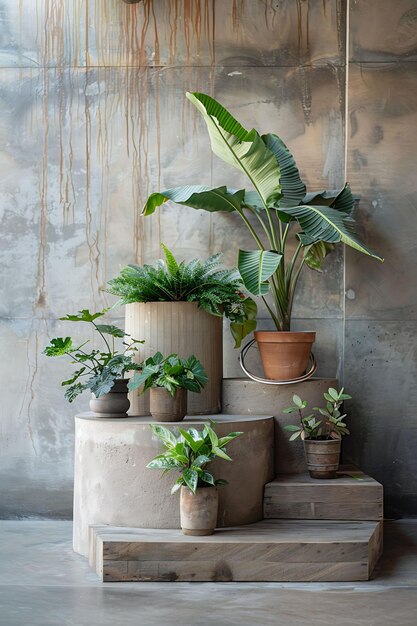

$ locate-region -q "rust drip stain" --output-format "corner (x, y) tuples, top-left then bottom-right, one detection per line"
(84, 69), (101, 308)
(35, 66), (49, 312)
(31, 0), (219, 293)
(335, 0), (344, 61)
(296, 0), (311, 64)
(268, 0), (278, 30)
(18, 323), (39, 455)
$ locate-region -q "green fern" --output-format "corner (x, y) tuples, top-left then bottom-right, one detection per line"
(107, 245), (255, 346)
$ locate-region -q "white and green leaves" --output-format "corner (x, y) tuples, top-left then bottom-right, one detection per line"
(128, 352), (208, 397)
(147, 421), (243, 494)
(238, 249), (282, 296)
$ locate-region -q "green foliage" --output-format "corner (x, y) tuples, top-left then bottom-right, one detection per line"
(229, 298), (257, 350)
(43, 309), (143, 403)
(283, 387), (352, 441)
(128, 352), (208, 397)
(147, 421), (243, 494)
(141, 92), (383, 332)
(43, 337), (74, 357)
(107, 244), (255, 347)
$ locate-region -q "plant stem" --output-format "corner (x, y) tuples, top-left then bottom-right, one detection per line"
(65, 352), (95, 372)
(236, 208), (265, 249)
(287, 254), (307, 322)
(286, 241), (303, 288)
(92, 321), (112, 355)
(261, 296), (280, 328)
(265, 208), (279, 250)
(281, 223), (290, 251)
(251, 208), (274, 248)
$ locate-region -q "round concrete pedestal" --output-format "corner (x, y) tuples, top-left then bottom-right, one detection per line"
(73, 413), (274, 556)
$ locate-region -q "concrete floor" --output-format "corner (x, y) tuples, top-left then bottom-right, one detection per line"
(0, 521), (416, 626)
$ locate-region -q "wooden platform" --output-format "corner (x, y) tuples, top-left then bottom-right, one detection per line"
(90, 520), (383, 582)
(264, 468), (383, 521)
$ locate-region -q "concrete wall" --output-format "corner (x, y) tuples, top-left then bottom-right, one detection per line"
(0, 1), (415, 518)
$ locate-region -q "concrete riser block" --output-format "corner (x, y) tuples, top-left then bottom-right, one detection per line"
(73, 413), (274, 557)
(222, 378), (338, 474)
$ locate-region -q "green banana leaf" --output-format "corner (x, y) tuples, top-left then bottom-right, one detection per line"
(279, 204), (383, 260)
(141, 93), (382, 266)
(238, 249), (282, 296)
(186, 92), (282, 207)
(142, 185), (244, 216)
(302, 183), (355, 215)
(262, 133), (306, 208)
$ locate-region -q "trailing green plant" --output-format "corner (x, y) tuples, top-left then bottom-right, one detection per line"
(283, 387), (352, 441)
(107, 243), (256, 347)
(142, 92), (383, 333)
(128, 352), (208, 396)
(147, 421), (243, 494)
(43, 309), (143, 402)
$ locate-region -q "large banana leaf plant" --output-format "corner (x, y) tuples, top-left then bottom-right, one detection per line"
(142, 92), (383, 342)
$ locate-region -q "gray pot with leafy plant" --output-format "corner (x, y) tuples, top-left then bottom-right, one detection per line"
(142, 92), (383, 381)
(129, 352), (208, 422)
(43, 309), (143, 417)
(283, 387), (352, 478)
(147, 422), (242, 535)
(107, 244), (254, 414)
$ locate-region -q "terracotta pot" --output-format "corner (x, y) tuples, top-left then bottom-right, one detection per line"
(180, 486), (219, 536)
(89, 379), (130, 417)
(254, 331), (316, 380)
(149, 387), (187, 422)
(125, 302), (222, 415)
(303, 438), (341, 479)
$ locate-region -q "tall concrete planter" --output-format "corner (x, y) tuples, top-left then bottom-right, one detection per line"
(125, 302), (223, 415)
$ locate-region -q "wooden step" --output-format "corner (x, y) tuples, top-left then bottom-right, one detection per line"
(264, 468), (383, 521)
(90, 519), (383, 582)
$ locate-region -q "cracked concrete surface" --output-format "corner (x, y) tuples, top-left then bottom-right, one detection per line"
(0, 520), (416, 626)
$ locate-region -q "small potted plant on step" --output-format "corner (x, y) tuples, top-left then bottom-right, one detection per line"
(129, 352), (208, 422)
(147, 422), (243, 535)
(43, 309), (143, 417)
(283, 387), (352, 478)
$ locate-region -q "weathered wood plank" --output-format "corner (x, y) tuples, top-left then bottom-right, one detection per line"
(102, 539), (368, 564)
(264, 470), (383, 521)
(91, 520), (382, 583)
(105, 560), (368, 583)
(368, 521), (384, 578)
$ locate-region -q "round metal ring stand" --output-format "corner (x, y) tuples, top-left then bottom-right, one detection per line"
(239, 338), (317, 385)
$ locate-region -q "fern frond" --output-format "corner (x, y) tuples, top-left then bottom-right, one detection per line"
(107, 249), (245, 318)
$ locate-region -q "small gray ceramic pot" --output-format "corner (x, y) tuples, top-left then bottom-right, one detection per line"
(89, 379), (130, 417)
(149, 387), (187, 422)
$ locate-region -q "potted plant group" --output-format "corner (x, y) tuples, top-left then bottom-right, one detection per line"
(107, 243), (255, 414)
(129, 352), (208, 422)
(283, 387), (352, 478)
(43, 309), (143, 417)
(147, 422), (243, 535)
(142, 92), (383, 380)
